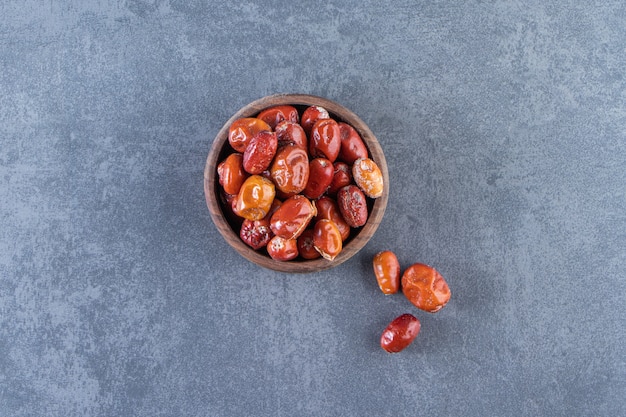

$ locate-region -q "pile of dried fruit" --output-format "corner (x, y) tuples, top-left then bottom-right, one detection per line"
(372, 251), (451, 353)
(216, 104), (384, 262)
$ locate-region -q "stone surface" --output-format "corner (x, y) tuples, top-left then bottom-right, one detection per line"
(1, 1), (625, 416)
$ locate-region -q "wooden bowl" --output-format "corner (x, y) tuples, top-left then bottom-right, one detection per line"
(204, 93), (389, 273)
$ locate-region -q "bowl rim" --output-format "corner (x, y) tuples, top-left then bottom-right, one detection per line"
(204, 93), (389, 273)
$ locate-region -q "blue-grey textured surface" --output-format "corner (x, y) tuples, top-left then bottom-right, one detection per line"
(1, 1), (625, 416)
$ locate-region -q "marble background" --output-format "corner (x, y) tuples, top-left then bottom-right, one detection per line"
(1, 1), (624, 416)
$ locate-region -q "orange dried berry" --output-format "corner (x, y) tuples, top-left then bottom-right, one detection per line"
(401, 263), (451, 313)
(352, 157), (384, 199)
(228, 118), (271, 153)
(235, 175), (276, 221)
(372, 251), (400, 295)
(269, 145), (310, 197)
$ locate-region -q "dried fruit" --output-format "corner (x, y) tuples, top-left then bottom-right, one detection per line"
(337, 185), (368, 228)
(309, 118), (341, 162)
(243, 131), (278, 174)
(380, 314), (421, 353)
(312, 219), (343, 261)
(338, 122), (368, 164)
(296, 229), (321, 260)
(275, 120), (307, 149)
(257, 105), (299, 129)
(240, 219), (272, 250)
(300, 105), (329, 135)
(327, 161), (352, 197)
(352, 158), (384, 199)
(217, 153), (248, 195)
(315, 196), (350, 241)
(267, 235), (299, 261)
(303, 158), (333, 200)
(270, 194), (317, 240)
(372, 251), (400, 294)
(235, 175), (276, 221)
(269, 145), (310, 197)
(228, 118), (271, 153)
(218, 103), (380, 261)
(401, 263), (451, 313)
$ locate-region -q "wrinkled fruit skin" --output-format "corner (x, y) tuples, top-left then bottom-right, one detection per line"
(372, 251), (400, 294)
(312, 219), (342, 261)
(235, 175), (276, 221)
(275, 121), (307, 149)
(401, 263), (451, 313)
(256, 105), (299, 129)
(217, 153), (248, 195)
(240, 219), (272, 250)
(338, 122), (368, 164)
(309, 118), (341, 162)
(303, 158), (334, 199)
(270, 194), (317, 240)
(352, 158), (384, 199)
(300, 105), (329, 135)
(228, 117), (271, 153)
(218, 104), (383, 261)
(243, 131), (278, 174)
(327, 161), (352, 197)
(267, 235), (299, 261)
(297, 229), (321, 260)
(380, 314), (421, 353)
(269, 145), (310, 196)
(315, 196), (351, 241)
(337, 185), (368, 228)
